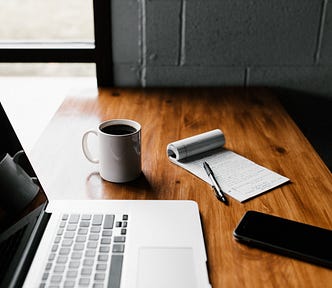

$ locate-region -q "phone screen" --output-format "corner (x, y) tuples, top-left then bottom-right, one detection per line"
(233, 211), (332, 269)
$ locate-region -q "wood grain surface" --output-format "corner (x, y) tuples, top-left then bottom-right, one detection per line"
(31, 87), (332, 287)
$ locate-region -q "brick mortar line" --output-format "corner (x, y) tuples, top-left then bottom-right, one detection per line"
(178, 0), (186, 67)
(314, 0), (328, 64)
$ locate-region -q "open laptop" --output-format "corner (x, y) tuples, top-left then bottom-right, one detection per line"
(0, 102), (211, 288)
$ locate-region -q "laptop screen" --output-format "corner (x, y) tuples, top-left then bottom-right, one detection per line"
(0, 102), (48, 286)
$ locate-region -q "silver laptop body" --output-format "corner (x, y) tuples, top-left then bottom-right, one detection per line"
(0, 102), (211, 288)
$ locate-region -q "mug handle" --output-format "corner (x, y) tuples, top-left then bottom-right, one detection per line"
(12, 150), (25, 163)
(12, 150), (40, 189)
(82, 130), (99, 164)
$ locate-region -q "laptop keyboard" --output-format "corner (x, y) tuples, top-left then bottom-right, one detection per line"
(40, 213), (128, 288)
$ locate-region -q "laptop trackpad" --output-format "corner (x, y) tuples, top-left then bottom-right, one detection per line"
(137, 247), (197, 288)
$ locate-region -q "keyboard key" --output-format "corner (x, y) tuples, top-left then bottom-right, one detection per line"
(64, 231), (75, 239)
(92, 215), (103, 226)
(102, 230), (112, 237)
(56, 256), (68, 264)
(54, 236), (61, 244)
(50, 275), (62, 283)
(108, 254), (123, 288)
(42, 273), (49, 281)
(122, 215), (128, 221)
(79, 278), (90, 286)
(45, 262), (52, 271)
(113, 236), (125, 243)
(83, 259), (94, 267)
(73, 243), (85, 251)
(69, 214), (80, 224)
(59, 247), (70, 255)
(93, 284), (104, 288)
(48, 253), (56, 261)
(97, 254), (108, 262)
(96, 264), (107, 271)
(82, 214), (92, 220)
(99, 246), (110, 253)
(78, 228), (89, 235)
(52, 244), (59, 252)
(104, 215), (114, 229)
(69, 261), (80, 269)
(67, 270), (78, 278)
(54, 265), (65, 273)
(89, 234), (99, 241)
(87, 241), (98, 249)
(66, 224), (77, 231)
(112, 244), (124, 253)
(81, 267), (92, 276)
(85, 250), (96, 258)
(80, 221), (90, 228)
(64, 280), (75, 288)
(76, 235), (87, 242)
(101, 237), (111, 245)
(91, 226), (101, 233)
(94, 273), (105, 281)
(62, 239), (73, 246)
(57, 228), (64, 236)
(71, 252), (83, 259)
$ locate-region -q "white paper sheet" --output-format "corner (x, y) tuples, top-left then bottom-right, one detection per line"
(167, 130), (289, 202)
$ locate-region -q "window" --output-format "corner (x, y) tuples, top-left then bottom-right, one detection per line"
(0, 0), (113, 86)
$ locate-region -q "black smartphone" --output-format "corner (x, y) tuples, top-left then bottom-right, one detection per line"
(233, 210), (332, 269)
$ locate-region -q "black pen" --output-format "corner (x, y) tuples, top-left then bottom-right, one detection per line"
(203, 161), (228, 205)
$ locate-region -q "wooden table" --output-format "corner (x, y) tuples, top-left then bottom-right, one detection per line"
(30, 87), (332, 287)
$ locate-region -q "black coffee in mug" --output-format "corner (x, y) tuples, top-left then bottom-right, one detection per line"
(101, 124), (137, 135)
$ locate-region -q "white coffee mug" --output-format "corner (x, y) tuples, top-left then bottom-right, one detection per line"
(0, 150), (40, 212)
(82, 119), (141, 183)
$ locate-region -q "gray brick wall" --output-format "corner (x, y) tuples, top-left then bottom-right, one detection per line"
(112, 0), (332, 97)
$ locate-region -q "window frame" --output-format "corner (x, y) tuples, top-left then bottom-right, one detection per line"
(0, 0), (113, 87)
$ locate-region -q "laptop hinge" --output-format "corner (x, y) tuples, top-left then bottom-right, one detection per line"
(6, 206), (51, 288)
